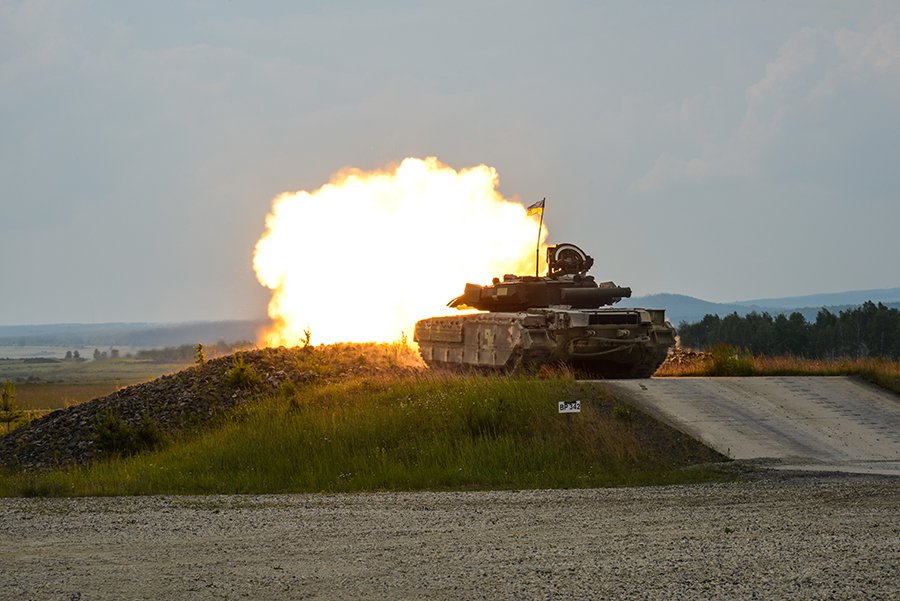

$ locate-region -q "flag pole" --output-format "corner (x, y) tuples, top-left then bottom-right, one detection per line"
(535, 197), (545, 277)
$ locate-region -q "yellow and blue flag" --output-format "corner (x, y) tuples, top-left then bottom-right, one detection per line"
(526, 198), (545, 216)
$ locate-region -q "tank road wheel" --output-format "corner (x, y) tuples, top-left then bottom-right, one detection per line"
(572, 362), (629, 380)
(504, 352), (525, 375)
(504, 351), (550, 375)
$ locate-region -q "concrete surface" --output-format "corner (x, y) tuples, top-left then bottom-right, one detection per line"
(602, 376), (900, 475)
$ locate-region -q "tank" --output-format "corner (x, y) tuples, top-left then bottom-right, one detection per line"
(414, 243), (676, 378)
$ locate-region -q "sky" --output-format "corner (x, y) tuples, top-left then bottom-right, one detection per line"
(1, 0), (899, 325)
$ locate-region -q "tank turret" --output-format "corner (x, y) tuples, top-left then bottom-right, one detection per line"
(448, 244), (631, 312)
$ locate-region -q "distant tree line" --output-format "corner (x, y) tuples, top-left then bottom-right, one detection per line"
(134, 340), (253, 363)
(92, 348), (120, 360)
(677, 301), (900, 359)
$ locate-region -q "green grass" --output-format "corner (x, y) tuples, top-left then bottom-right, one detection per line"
(0, 374), (727, 496)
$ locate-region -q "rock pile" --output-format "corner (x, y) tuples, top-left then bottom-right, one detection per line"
(0, 344), (420, 472)
(661, 347), (711, 367)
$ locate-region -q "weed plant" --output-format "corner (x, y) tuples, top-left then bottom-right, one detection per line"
(0, 374), (725, 496)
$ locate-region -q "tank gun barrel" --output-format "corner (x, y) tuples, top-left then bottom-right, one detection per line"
(448, 282), (631, 312)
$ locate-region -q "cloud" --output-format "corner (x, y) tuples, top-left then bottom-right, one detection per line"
(631, 153), (713, 192)
(632, 18), (900, 192)
(836, 17), (900, 74)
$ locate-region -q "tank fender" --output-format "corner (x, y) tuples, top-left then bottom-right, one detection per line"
(566, 312), (590, 327)
(521, 313), (548, 328)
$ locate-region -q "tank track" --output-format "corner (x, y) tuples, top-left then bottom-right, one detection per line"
(623, 348), (669, 378)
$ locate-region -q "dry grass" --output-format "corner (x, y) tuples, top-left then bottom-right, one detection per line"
(750, 355), (898, 374)
(15, 381), (139, 411)
(658, 349), (900, 396)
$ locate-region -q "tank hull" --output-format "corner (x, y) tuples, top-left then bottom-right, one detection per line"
(414, 307), (676, 378)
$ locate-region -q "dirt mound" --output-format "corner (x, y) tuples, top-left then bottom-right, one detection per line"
(0, 344), (420, 472)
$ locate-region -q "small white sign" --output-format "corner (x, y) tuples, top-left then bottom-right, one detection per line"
(558, 400), (581, 414)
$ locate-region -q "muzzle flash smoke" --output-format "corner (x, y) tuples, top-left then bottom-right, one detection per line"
(253, 157), (548, 347)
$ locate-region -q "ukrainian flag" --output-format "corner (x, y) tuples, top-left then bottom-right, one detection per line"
(526, 198), (545, 216)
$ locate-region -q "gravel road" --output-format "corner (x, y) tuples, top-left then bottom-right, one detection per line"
(1, 474), (897, 600)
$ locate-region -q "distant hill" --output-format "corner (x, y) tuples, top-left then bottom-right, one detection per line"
(617, 294), (752, 326)
(734, 287), (900, 310)
(619, 289), (900, 326)
(0, 320), (268, 348)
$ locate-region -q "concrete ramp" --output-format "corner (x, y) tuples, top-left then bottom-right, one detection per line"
(601, 376), (900, 476)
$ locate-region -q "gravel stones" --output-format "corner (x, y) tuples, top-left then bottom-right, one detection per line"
(0, 476), (896, 600)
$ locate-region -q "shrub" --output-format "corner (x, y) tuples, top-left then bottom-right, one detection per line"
(225, 355), (262, 389)
(134, 413), (165, 450)
(708, 344), (755, 376)
(92, 409), (164, 456)
(0, 380), (23, 433)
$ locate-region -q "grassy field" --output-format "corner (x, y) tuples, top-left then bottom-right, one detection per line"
(0, 373), (728, 496)
(0, 358), (191, 411)
(658, 346), (900, 395)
